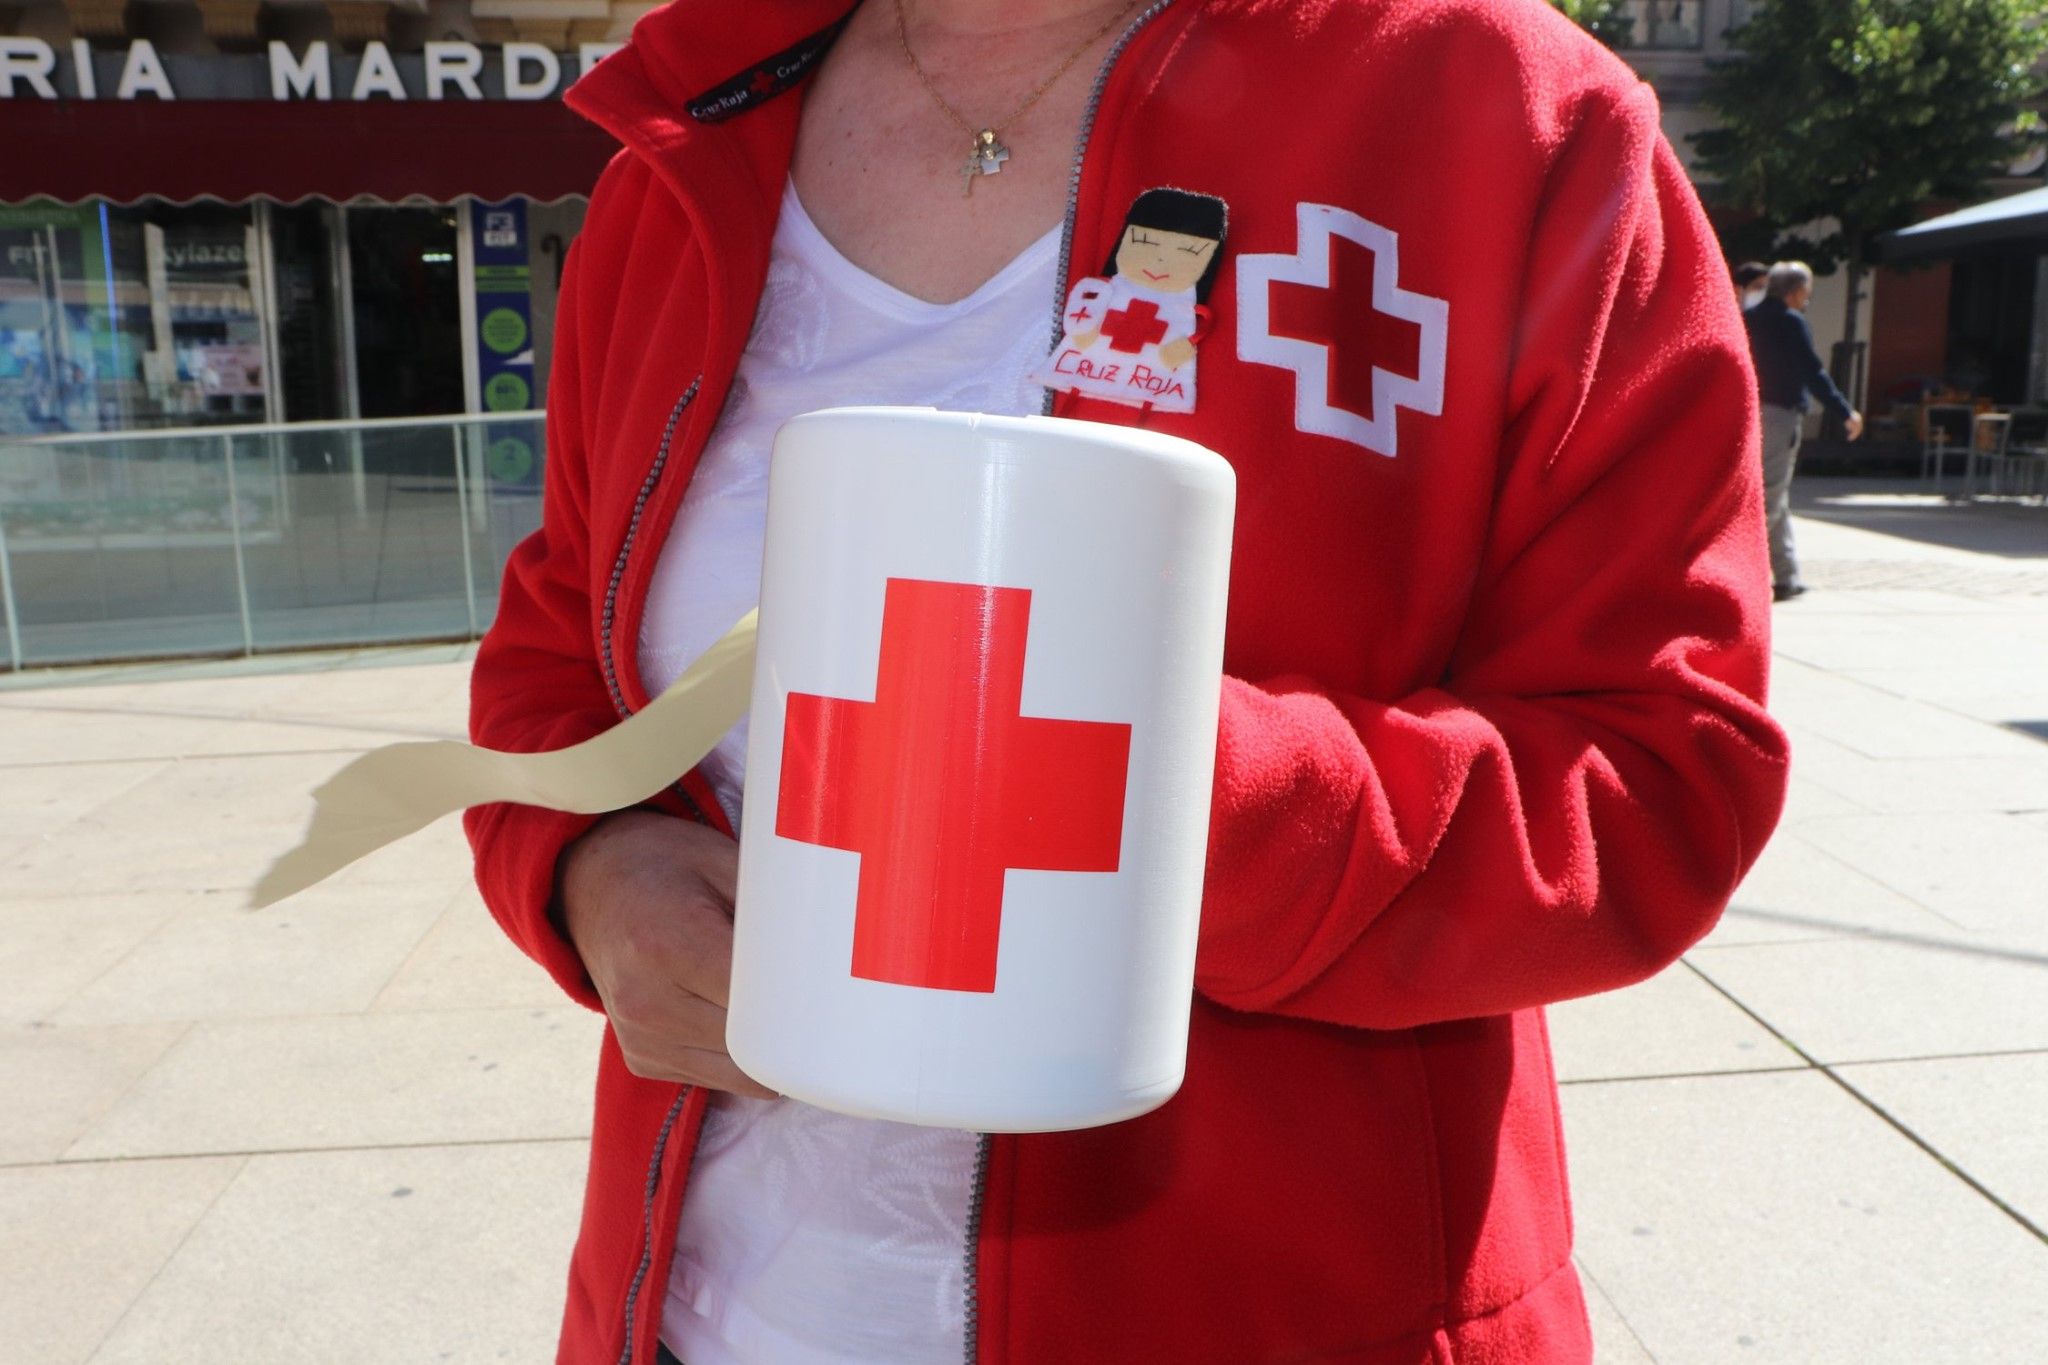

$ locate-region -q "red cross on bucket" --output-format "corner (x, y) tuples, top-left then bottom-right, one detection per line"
(775, 578), (1133, 993)
(1099, 298), (1170, 354)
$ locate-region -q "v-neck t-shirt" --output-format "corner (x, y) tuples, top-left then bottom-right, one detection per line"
(638, 180), (1059, 1365)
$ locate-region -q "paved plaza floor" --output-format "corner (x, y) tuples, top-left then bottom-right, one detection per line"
(1, 479), (2043, 1363)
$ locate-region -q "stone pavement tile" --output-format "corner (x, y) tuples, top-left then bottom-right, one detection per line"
(1777, 613), (2048, 676)
(1547, 966), (1796, 1083)
(3, 651), (361, 693)
(1, 670), (348, 720)
(1705, 829), (1956, 948)
(0, 1155), (244, 1365)
(0, 663), (138, 693)
(1835, 1051), (2048, 1236)
(260, 660), (470, 724)
(1842, 664), (2048, 726)
(1793, 811), (2048, 941)
(0, 645), (460, 695)
(373, 886), (566, 1013)
(1777, 773), (1866, 823)
(1768, 658), (2041, 761)
(28, 663), (472, 732)
(0, 752), (357, 897)
(1769, 611), (1949, 673)
(1562, 1071), (2048, 1364)
(0, 893), (200, 1023)
(1688, 936), (2048, 1063)
(68, 1007), (603, 1159)
(333, 815), (480, 893)
(1785, 731), (2048, 816)
(1779, 587), (2015, 616)
(53, 880), (453, 1026)
(1574, 1261), (1653, 1364)
(83, 1140), (583, 1365)
(0, 759), (171, 839)
(0, 1022), (188, 1164)
(0, 700), (434, 764)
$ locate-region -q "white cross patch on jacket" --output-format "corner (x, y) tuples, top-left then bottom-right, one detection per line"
(1235, 202), (1449, 458)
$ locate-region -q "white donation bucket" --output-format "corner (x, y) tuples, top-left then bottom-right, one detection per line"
(726, 407), (1235, 1132)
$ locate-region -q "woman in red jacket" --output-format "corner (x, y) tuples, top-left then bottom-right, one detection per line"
(465, 0), (1791, 1361)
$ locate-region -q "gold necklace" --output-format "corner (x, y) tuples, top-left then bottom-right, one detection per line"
(895, 0), (1143, 195)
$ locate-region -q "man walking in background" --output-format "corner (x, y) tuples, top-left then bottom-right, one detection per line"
(1745, 261), (1863, 602)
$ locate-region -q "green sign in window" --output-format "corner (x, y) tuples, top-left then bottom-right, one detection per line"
(484, 372), (532, 411)
(487, 435), (536, 482)
(480, 307), (529, 355)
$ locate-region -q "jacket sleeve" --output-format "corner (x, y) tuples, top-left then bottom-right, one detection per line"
(1193, 85), (1790, 1031)
(462, 240), (615, 1013)
(1794, 311), (1855, 420)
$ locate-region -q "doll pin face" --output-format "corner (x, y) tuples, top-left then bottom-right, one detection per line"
(1114, 226), (1218, 294)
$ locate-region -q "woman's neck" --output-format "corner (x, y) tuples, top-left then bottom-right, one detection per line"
(903, 0), (1139, 40)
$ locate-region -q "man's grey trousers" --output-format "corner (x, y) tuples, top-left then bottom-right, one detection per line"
(1759, 403), (1804, 590)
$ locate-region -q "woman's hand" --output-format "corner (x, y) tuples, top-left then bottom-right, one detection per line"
(556, 809), (777, 1097)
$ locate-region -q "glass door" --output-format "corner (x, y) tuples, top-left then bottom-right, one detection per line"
(346, 206), (464, 418)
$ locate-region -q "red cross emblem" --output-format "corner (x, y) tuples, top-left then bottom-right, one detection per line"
(1099, 298), (1170, 354)
(1235, 202), (1448, 458)
(775, 578), (1133, 993)
(749, 69), (778, 96)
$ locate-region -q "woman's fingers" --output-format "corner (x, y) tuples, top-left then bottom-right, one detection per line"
(558, 811), (768, 1096)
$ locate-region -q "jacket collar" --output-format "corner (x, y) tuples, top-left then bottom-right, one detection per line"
(565, 0), (858, 159)
(563, 1), (862, 410)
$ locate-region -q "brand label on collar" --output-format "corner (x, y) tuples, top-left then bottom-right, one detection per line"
(686, 15), (852, 123)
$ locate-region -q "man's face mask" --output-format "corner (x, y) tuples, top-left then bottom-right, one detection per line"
(1744, 285), (1767, 308)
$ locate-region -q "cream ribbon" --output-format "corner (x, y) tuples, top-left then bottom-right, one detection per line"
(250, 610), (759, 909)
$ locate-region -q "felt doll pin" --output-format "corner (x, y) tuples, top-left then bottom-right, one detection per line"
(1033, 188), (1228, 414)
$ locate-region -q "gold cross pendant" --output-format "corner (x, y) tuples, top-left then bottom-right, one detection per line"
(960, 129), (1011, 196)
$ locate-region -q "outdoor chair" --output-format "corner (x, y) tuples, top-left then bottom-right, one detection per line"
(1919, 403), (1976, 495)
(1964, 412), (2012, 500)
(2004, 408), (2048, 503)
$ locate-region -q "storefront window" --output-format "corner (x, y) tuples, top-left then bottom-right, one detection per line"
(0, 199), (268, 437)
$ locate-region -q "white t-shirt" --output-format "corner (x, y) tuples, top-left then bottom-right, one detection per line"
(637, 180), (1059, 1365)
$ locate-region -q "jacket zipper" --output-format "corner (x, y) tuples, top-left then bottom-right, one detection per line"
(603, 376), (704, 1365)
(617, 1089), (690, 1365)
(601, 377), (701, 720)
(966, 6), (1180, 1362)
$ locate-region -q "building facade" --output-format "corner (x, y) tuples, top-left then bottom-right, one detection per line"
(1612, 0), (2048, 412)
(4, 0), (2042, 435)
(0, 0), (653, 439)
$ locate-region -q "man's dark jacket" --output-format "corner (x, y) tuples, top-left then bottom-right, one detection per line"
(1745, 295), (1853, 419)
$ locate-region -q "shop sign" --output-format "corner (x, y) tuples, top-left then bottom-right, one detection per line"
(0, 38), (622, 102)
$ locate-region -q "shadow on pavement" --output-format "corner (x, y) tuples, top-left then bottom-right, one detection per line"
(1795, 477), (2048, 563)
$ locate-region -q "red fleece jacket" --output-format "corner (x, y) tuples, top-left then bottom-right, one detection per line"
(465, 1), (1790, 1361)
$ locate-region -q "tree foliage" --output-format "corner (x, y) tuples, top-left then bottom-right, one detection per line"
(1547, 0), (1636, 49)
(1692, 0), (2047, 274)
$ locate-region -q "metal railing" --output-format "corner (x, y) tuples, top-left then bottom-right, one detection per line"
(0, 411), (548, 670)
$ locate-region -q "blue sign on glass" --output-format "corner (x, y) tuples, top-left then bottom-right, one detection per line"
(469, 199), (538, 486)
